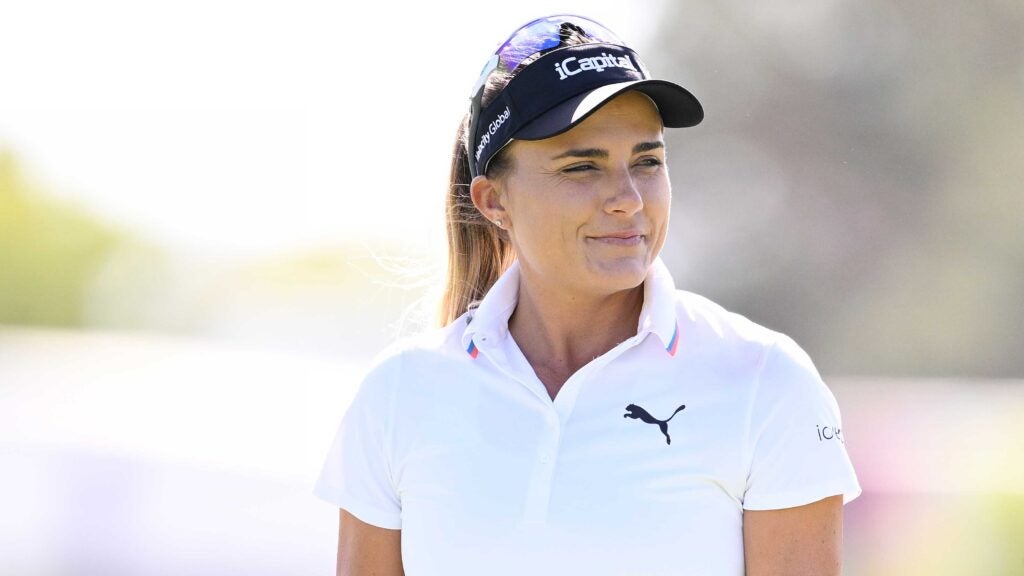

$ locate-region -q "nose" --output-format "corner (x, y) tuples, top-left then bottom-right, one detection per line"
(604, 170), (644, 216)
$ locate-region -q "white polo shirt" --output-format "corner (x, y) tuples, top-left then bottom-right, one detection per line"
(316, 259), (860, 575)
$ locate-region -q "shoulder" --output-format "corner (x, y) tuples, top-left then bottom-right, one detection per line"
(373, 317), (467, 361)
(669, 290), (827, 395)
(675, 291), (834, 410)
(672, 289), (785, 364)
(356, 313), (475, 393)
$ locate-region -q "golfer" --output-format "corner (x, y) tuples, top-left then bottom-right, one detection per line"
(317, 14), (860, 575)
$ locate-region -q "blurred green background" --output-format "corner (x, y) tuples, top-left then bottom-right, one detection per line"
(1, 0), (1022, 574)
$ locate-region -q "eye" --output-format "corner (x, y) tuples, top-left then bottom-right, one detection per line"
(562, 163), (597, 173)
(635, 157), (664, 168)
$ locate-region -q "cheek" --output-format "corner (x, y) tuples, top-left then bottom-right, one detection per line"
(504, 184), (554, 245)
(506, 189), (591, 254)
(645, 178), (672, 221)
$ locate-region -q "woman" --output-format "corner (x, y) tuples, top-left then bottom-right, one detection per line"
(317, 15), (860, 575)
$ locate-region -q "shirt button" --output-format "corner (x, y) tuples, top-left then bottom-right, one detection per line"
(540, 454), (550, 463)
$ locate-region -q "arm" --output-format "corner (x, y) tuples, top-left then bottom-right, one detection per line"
(337, 509), (404, 576)
(742, 495), (844, 576)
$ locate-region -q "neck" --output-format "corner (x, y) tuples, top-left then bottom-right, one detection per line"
(508, 270), (645, 399)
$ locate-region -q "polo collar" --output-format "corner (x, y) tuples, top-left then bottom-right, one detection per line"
(638, 258), (681, 356)
(461, 260), (521, 353)
(461, 258), (680, 357)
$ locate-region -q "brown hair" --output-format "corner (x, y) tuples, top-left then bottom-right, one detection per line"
(439, 37), (599, 325)
(439, 72), (516, 326)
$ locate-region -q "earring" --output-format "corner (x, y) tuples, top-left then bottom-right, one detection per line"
(494, 218), (502, 227)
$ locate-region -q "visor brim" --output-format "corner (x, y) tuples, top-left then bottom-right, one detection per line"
(514, 79), (703, 141)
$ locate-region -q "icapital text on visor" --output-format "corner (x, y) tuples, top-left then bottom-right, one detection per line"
(554, 52), (637, 80)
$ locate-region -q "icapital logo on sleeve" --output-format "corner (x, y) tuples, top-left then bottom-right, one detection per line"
(816, 425), (845, 444)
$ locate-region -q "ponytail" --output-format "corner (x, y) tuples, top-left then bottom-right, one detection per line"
(439, 116), (515, 326)
(438, 30), (623, 326)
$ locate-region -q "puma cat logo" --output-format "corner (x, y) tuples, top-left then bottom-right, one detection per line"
(624, 404), (686, 445)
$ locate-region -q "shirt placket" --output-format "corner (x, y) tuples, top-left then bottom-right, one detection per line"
(521, 405), (561, 524)
(473, 327), (653, 525)
(519, 335), (645, 525)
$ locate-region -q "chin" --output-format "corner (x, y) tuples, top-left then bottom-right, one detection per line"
(585, 257), (651, 292)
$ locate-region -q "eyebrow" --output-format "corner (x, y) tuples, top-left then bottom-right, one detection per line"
(550, 141), (665, 160)
(633, 141), (665, 154)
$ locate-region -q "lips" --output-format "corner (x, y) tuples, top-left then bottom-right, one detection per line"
(587, 230), (645, 246)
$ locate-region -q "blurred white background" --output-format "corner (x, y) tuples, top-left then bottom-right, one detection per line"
(0, 0), (665, 255)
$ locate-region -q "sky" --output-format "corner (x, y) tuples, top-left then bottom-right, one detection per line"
(0, 0), (666, 257)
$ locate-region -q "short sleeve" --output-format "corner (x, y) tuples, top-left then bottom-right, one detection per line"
(742, 336), (861, 510)
(314, 360), (402, 529)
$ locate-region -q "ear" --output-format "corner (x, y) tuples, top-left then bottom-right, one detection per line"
(469, 174), (508, 227)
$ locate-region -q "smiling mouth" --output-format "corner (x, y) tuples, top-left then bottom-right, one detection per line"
(588, 234), (645, 246)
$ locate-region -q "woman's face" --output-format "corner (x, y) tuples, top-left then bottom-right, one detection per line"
(483, 90), (671, 298)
